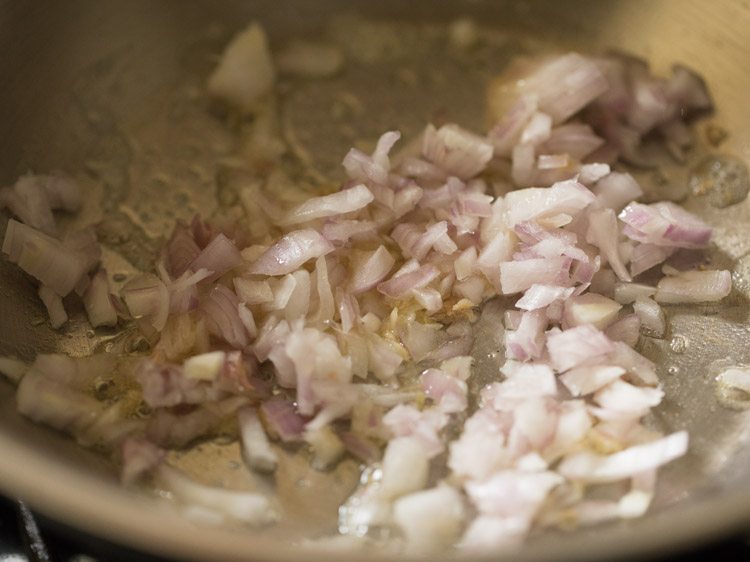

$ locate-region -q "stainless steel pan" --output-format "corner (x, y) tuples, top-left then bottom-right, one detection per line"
(1, 1), (750, 560)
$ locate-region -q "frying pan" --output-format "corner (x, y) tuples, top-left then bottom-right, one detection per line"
(1, 0), (750, 560)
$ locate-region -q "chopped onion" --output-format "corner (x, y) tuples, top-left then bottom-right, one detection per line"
(655, 269), (731, 303)
(633, 298), (666, 337)
(281, 184), (373, 225)
(0, 356), (28, 383)
(3, 219), (90, 296)
(547, 324), (615, 372)
(238, 406), (277, 472)
(393, 485), (465, 553)
(558, 431), (688, 482)
(189, 233), (242, 281)
(38, 285), (68, 328)
(250, 229), (333, 276)
(83, 270), (118, 328)
(207, 22), (275, 112)
(260, 398), (306, 442)
(422, 124), (494, 179)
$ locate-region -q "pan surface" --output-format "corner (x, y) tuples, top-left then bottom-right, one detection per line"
(1, 1), (750, 560)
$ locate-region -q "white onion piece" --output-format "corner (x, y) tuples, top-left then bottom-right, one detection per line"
(379, 437), (429, 499)
(633, 298), (666, 337)
(304, 426), (345, 470)
(488, 94), (538, 156)
(281, 184), (373, 225)
(343, 131), (400, 186)
(619, 202), (712, 249)
(655, 270), (731, 304)
(586, 208), (631, 281)
(521, 53), (609, 124)
(460, 515), (530, 551)
(422, 124), (494, 179)
(16, 370), (104, 434)
(83, 270), (117, 328)
(547, 324), (615, 372)
(377, 264), (439, 299)
(207, 22), (275, 112)
(1, 176), (57, 235)
(155, 465), (277, 525)
(250, 229), (333, 276)
(578, 163), (611, 185)
(520, 112), (553, 145)
(504, 310), (547, 361)
(38, 285), (68, 329)
(593, 172), (643, 212)
(421, 369), (468, 413)
(0, 356), (28, 383)
(630, 243), (675, 277)
(393, 486), (465, 553)
(563, 293), (621, 329)
(3, 219), (90, 296)
(559, 431), (688, 483)
(165, 225), (200, 278)
(504, 180), (595, 227)
(466, 471), (562, 519)
(614, 282), (656, 304)
(561, 365), (626, 397)
(594, 380), (664, 413)
(383, 405), (447, 458)
(233, 278), (274, 305)
(537, 154), (570, 170)
(605, 314), (641, 347)
(189, 233), (242, 281)
(183, 351), (226, 381)
(543, 123), (604, 160)
(121, 274), (170, 332)
(716, 368), (750, 395)
(500, 257), (571, 295)
(348, 246), (395, 294)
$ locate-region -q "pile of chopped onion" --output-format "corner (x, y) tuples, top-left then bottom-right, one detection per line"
(0, 44), (732, 552)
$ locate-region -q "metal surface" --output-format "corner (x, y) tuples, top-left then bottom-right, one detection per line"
(1, 0), (750, 560)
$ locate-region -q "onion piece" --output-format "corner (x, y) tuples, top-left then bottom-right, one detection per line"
(561, 365), (626, 397)
(379, 437), (430, 499)
(558, 431), (688, 483)
(3, 219), (90, 296)
(207, 22), (275, 112)
(121, 274), (170, 332)
(249, 229), (333, 276)
(281, 184), (373, 225)
(422, 124), (494, 179)
(238, 406), (277, 472)
(504, 180), (595, 227)
(0, 356), (28, 383)
(348, 246), (395, 294)
(38, 285), (68, 328)
(377, 264), (440, 299)
(83, 270), (117, 328)
(655, 269), (731, 304)
(393, 485), (465, 553)
(189, 233), (242, 281)
(547, 324), (615, 372)
(619, 202), (712, 249)
(155, 464), (277, 525)
(260, 398), (306, 442)
(563, 293), (621, 329)
(633, 298), (666, 337)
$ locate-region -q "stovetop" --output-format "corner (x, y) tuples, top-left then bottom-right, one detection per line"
(0, 495), (747, 562)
